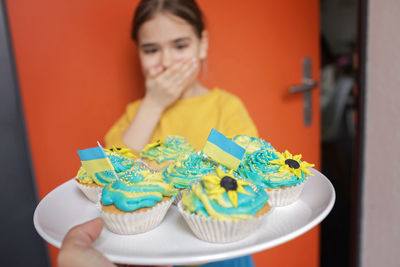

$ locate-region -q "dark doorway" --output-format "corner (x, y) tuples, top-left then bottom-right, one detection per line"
(0, 1), (50, 266)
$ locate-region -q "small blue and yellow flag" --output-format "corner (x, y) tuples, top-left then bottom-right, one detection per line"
(203, 128), (245, 170)
(77, 145), (116, 177)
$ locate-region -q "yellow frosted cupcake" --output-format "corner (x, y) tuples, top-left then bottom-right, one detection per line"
(232, 134), (276, 154)
(140, 136), (195, 171)
(75, 149), (144, 202)
(179, 167), (271, 243)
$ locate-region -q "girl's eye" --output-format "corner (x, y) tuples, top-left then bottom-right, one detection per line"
(143, 48), (158, 54)
(175, 43), (188, 50)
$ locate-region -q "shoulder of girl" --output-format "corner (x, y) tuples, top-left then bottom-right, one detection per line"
(214, 88), (242, 103)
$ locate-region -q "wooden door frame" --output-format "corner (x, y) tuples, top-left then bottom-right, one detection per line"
(351, 0), (368, 266)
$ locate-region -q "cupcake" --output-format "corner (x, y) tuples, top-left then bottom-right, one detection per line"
(140, 136), (196, 171)
(265, 150), (314, 206)
(232, 135), (276, 154)
(238, 149), (314, 206)
(99, 169), (177, 235)
(75, 151), (144, 202)
(163, 152), (217, 204)
(179, 166), (271, 243)
(75, 167), (101, 202)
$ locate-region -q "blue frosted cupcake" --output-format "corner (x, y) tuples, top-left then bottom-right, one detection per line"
(99, 169), (177, 235)
(263, 150), (314, 206)
(178, 167), (271, 243)
(239, 149), (314, 206)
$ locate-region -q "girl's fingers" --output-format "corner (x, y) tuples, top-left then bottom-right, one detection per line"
(174, 60), (198, 88)
(158, 59), (192, 81)
(152, 59), (194, 94)
(148, 66), (164, 78)
(168, 59), (197, 86)
(144, 58), (198, 109)
(168, 65), (198, 99)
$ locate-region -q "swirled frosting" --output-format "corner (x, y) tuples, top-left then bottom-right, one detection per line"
(163, 152), (217, 189)
(232, 135), (275, 154)
(77, 152), (144, 186)
(238, 149), (314, 189)
(106, 152), (136, 173)
(182, 167), (269, 220)
(237, 148), (280, 187)
(264, 150), (314, 188)
(263, 170), (306, 188)
(101, 170), (177, 212)
(140, 136), (195, 163)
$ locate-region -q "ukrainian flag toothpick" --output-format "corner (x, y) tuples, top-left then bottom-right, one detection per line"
(203, 128), (245, 170)
(77, 143), (117, 178)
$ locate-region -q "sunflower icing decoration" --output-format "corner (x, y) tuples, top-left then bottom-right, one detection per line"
(141, 140), (162, 151)
(203, 167), (252, 207)
(106, 146), (137, 159)
(269, 150), (314, 179)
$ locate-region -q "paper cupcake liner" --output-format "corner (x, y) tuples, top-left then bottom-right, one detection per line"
(139, 158), (174, 172)
(178, 201), (271, 243)
(172, 189), (184, 205)
(98, 198), (174, 235)
(75, 179), (103, 203)
(136, 158), (158, 173)
(266, 180), (306, 207)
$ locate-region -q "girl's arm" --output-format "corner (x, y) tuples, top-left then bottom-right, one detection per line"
(121, 96), (163, 151)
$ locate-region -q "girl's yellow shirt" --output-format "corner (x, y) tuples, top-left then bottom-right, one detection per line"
(104, 88), (258, 150)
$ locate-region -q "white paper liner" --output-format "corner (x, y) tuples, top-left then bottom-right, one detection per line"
(75, 179), (103, 203)
(266, 180), (306, 207)
(139, 158), (174, 172)
(136, 158), (158, 173)
(172, 189), (183, 205)
(98, 198), (174, 235)
(177, 201), (272, 243)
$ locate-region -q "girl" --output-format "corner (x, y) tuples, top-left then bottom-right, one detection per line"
(105, 0), (258, 152)
(105, 0), (258, 266)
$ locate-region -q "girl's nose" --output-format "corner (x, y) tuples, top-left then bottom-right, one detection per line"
(161, 49), (173, 68)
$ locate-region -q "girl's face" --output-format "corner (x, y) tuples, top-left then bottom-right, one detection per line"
(137, 12), (208, 75)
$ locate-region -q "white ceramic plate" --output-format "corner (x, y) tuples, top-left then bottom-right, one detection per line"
(34, 169), (335, 265)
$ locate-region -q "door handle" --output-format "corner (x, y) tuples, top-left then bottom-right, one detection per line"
(289, 78), (318, 93)
(288, 57), (318, 126)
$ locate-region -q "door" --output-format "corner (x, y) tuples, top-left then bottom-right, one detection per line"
(6, 0), (320, 266)
(202, 1), (320, 266)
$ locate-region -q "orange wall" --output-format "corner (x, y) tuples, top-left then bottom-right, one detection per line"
(6, 1), (319, 266)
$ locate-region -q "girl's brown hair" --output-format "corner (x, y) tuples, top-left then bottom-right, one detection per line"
(132, 0), (205, 42)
